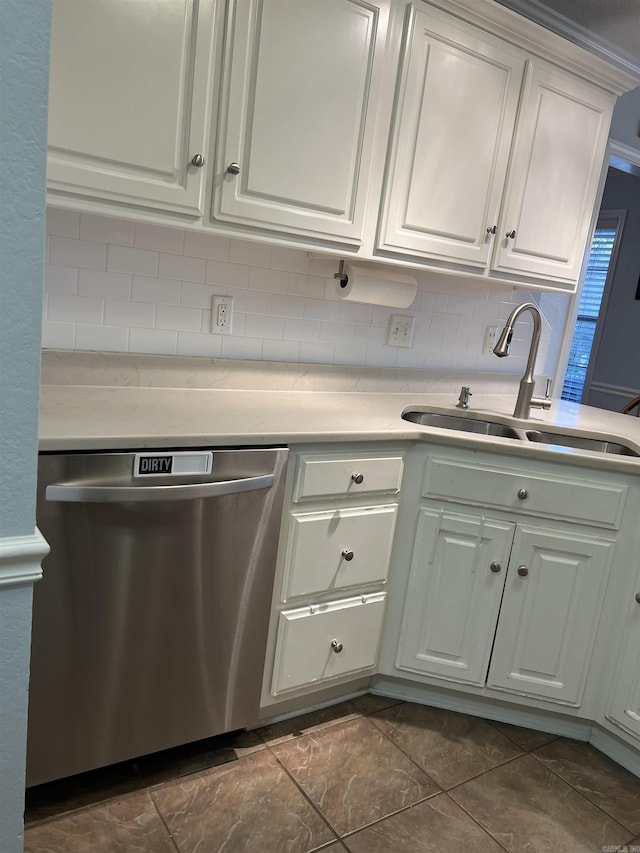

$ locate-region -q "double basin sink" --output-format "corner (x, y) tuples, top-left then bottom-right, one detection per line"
(402, 409), (639, 457)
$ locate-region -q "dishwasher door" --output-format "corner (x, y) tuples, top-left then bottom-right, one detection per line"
(28, 447), (288, 786)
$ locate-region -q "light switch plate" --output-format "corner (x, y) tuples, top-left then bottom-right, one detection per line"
(386, 314), (415, 348)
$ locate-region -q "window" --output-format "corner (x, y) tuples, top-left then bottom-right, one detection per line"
(561, 214), (623, 403)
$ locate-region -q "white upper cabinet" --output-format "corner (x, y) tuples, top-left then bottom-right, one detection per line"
(377, 1), (617, 289)
(47, 0), (216, 216)
(378, 5), (526, 268)
(212, 0), (390, 244)
(491, 61), (614, 285)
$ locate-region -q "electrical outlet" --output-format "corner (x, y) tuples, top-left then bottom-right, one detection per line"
(212, 296), (233, 335)
(386, 314), (415, 348)
(482, 325), (500, 354)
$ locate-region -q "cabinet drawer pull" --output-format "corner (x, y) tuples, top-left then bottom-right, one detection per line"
(486, 225), (497, 234)
(517, 488), (529, 500)
(190, 153), (205, 167)
(506, 229), (517, 239)
(517, 565), (529, 577)
(490, 561), (501, 574)
(341, 549), (354, 562)
(351, 473), (364, 485)
(330, 639), (344, 653)
(635, 593), (640, 605)
(226, 162), (241, 175)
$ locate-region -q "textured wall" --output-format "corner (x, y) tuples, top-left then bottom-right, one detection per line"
(610, 86), (640, 151)
(0, 1), (50, 851)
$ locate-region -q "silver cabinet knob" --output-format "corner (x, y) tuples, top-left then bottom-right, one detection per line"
(490, 561), (501, 574)
(517, 488), (529, 500)
(341, 549), (354, 562)
(635, 593), (640, 605)
(330, 639), (343, 653)
(226, 162), (241, 175)
(517, 565), (529, 577)
(191, 154), (205, 167)
(351, 473), (364, 485)
(506, 230), (517, 239)
(486, 225), (497, 234)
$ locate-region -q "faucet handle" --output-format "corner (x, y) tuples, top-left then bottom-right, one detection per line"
(456, 386), (472, 409)
(531, 377), (552, 411)
(544, 377), (552, 399)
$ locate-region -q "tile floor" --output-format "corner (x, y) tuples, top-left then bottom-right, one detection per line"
(24, 695), (640, 853)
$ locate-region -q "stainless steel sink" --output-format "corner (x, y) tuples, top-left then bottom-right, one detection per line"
(402, 410), (523, 439)
(525, 430), (639, 457)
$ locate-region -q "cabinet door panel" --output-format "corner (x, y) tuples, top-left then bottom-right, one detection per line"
(488, 525), (613, 705)
(47, 0), (214, 215)
(492, 62), (614, 286)
(397, 508), (514, 685)
(378, 5), (524, 265)
(215, 0), (388, 242)
(608, 593), (640, 740)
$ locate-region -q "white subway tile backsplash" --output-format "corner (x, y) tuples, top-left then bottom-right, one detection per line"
(177, 331), (223, 358)
(44, 265), (78, 295)
(42, 208), (564, 374)
(50, 236), (107, 270)
(78, 270), (131, 301)
(104, 299), (155, 329)
(132, 275), (181, 306)
(206, 259), (250, 288)
(229, 238), (271, 267)
(42, 320), (75, 349)
(158, 252), (205, 283)
(135, 222), (184, 254)
(48, 293), (103, 325)
(184, 231), (229, 261)
(107, 245), (158, 276)
(129, 327), (177, 355)
(46, 209), (80, 238)
(80, 213), (134, 246)
(75, 323), (129, 352)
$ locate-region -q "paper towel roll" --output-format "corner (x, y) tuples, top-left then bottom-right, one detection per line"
(335, 263), (417, 308)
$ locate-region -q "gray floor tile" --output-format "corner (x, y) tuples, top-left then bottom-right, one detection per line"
(490, 720), (558, 751)
(272, 716), (439, 835)
(450, 753), (632, 853)
(258, 701), (361, 746)
(343, 793), (504, 852)
(533, 737), (640, 834)
(152, 747), (335, 853)
(350, 693), (403, 716)
(371, 702), (522, 788)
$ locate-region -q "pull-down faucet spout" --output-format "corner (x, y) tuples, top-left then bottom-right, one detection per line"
(493, 302), (552, 419)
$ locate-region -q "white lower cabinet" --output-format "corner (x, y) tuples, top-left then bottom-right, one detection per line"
(272, 594), (386, 695)
(607, 576), (640, 741)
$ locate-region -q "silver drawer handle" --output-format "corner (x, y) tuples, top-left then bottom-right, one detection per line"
(341, 549), (354, 562)
(490, 562), (501, 574)
(226, 162), (241, 175)
(351, 473), (364, 485)
(506, 230), (516, 239)
(517, 488), (529, 500)
(635, 593), (640, 605)
(517, 565), (529, 577)
(190, 153), (205, 167)
(330, 639), (343, 654)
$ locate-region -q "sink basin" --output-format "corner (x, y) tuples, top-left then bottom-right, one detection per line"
(402, 410), (523, 439)
(525, 430), (639, 457)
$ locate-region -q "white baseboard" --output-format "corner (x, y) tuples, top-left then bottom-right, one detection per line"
(0, 528), (49, 588)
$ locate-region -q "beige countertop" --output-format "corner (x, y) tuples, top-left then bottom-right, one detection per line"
(39, 381), (640, 475)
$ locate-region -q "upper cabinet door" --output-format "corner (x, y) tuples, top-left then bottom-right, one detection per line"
(491, 61), (615, 286)
(378, 4), (525, 267)
(47, 0), (215, 216)
(213, 0), (389, 244)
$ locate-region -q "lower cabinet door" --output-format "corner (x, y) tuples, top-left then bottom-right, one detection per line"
(271, 593), (386, 696)
(608, 587), (640, 740)
(397, 508), (514, 686)
(487, 524), (614, 706)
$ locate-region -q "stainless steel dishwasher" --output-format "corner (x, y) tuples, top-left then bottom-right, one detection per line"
(28, 446), (288, 787)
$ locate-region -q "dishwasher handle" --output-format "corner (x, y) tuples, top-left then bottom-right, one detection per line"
(46, 473), (274, 503)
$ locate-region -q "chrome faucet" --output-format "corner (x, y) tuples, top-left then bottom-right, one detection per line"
(493, 302), (552, 419)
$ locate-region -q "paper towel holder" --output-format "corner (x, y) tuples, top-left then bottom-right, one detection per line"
(333, 260), (349, 288)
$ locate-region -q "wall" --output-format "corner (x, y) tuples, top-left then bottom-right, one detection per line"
(42, 209), (566, 377)
(0, 1), (50, 851)
(610, 86), (640, 151)
(585, 170), (640, 409)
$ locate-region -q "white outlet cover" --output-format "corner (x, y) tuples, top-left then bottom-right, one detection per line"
(212, 295), (233, 335)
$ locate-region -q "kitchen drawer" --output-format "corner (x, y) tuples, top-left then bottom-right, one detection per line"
(423, 455), (627, 529)
(292, 453), (404, 502)
(282, 505), (397, 601)
(271, 593), (386, 695)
